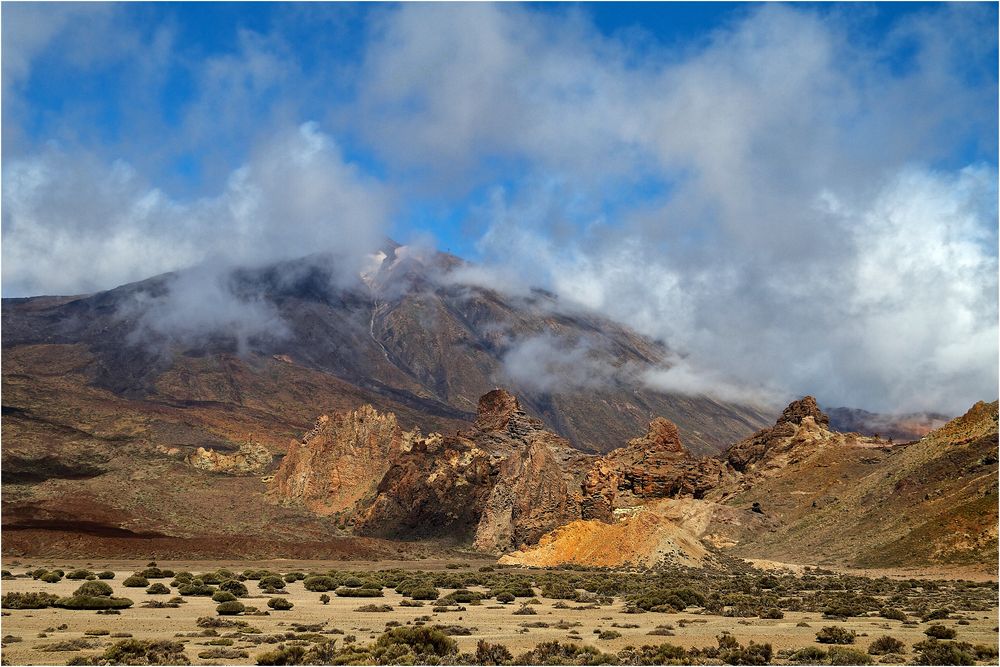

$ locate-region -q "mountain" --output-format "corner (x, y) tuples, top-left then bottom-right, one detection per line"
(2, 244), (770, 459)
(502, 397), (998, 572)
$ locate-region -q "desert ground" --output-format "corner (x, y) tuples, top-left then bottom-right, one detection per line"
(1, 558), (996, 666)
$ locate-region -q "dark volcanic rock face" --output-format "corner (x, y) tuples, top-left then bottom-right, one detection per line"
(353, 434), (496, 540)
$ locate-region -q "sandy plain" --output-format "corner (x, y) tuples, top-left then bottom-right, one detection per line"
(1, 560), (997, 666)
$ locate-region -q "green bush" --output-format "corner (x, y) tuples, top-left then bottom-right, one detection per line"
(41, 572), (62, 583)
(146, 583), (170, 595)
(335, 586), (383, 597)
(816, 626), (856, 644)
(268, 597), (293, 610)
(476, 640), (513, 665)
(828, 647), (873, 665)
(54, 596), (134, 610)
(868, 635), (906, 655)
(912, 639), (976, 666)
(319, 594), (330, 605)
(303, 575), (336, 592)
(96, 571), (115, 580)
(216, 601), (246, 616)
(259, 575), (286, 590)
(375, 626), (458, 657)
(212, 591), (237, 603)
(409, 586), (440, 600)
(881, 608), (907, 621)
(597, 630), (621, 640)
(789, 646), (827, 663)
(74, 581), (114, 598)
(924, 625), (956, 639)
(255, 644), (307, 665)
(497, 592), (515, 604)
(2, 592), (60, 609)
(122, 574), (148, 588)
(66, 569), (94, 580)
(219, 579), (248, 597)
(89, 638), (190, 665)
(178, 579), (215, 596)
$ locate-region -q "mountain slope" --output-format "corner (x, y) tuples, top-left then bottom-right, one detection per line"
(2, 246), (770, 458)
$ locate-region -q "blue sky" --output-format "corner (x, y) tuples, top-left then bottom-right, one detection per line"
(6, 2), (994, 257)
(3, 2), (998, 414)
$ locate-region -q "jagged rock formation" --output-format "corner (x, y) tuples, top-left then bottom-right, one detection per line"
(725, 396), (834, 472)
(268, 406), (418, 516)
(353, 433), (495, 539)
(580, 417), (735, 523)
(186, 439), (272, 475)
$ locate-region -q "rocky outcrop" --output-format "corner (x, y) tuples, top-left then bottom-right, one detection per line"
(726, 396), (832, 472)
(186, 439), (272, 475)
(268, 406), (417, 516)
(581, 417), (735, 522)
(353, 434), (495, 539)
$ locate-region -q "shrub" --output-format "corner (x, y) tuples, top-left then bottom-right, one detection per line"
(268, 597), (293, 610)
(255, 644), (307, 665)
(355, 604), (393, 612)
(283, 572), (305, 583)
(335, 586), (382, 597)
(319, 594), (330, 605)
(146, 583), (170, 595)
(178, 579), (215, 596)
(476, 640), (513, 665)
(139, 567), (167, 579)
(41, 572), (62, 583)
(66, 569), (94, 580)
(409, 586), (440, 600)
(924, 625), (956, 639)
(303, 575), (336, 592)
(868, 636), (906, 655)
(912, 639), (976, 666)
(122, 574), (148, 588)
(719, 640), (773, 666)
(74, 582), (113, 598)
(259, 575), (286, 590)
(817, 626), (856, 644)
(922, 608), (950, 621)
(828, 647), (873, 665)
(218, 579), (248, 597)
(760, 608), (784, 619)
(597, 630), (621, 640)
(54, 596), (134, 610)
(212, 591), (237, 603)
(216, 601), (246, 616)
(790, 646), (827, 663)
(881, 608), (907, 621)
(96, 571), (115, 580)
(375, 626), (458, 657)
(496, 592), (515, 604)
(91, 639), (190, 665)
(2, 592), (60, 609)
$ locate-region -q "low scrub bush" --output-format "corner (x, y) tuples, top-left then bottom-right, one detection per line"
(923, 624), (956, 639)
(122, 574), (148, 588)
(216, 601), (246, 616)
(816, 626), (856, 644)
(2, 592), (60, 609)
(868, 635), (906, 655)
(267, 597), (293, 610)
